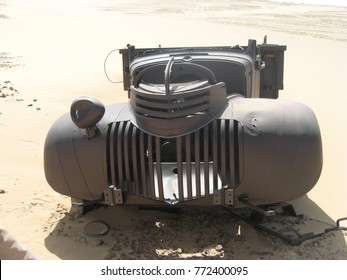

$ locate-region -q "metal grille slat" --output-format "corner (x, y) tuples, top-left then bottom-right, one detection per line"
(135, 103), (209, 119)
(131, 126), (140, 195)
(155, 137), (164, 200)
(194, 130), (201, 199)
(229, 120), (236, 187)
(116, 122), (125, 185)
(212, 121), (219, 189)
(236, 121), (243, 186)
(135, 94), (210, 110)
(220, 120), (227, 184)
(203, 125), (209, 197)
(109, 123), (117, 186)
(123, 122), (132, 191)
(176, 137), (184, 201)
(139, 131), (147, 196)
(185, 134), (193, 200)
(147, 134), (155, 199)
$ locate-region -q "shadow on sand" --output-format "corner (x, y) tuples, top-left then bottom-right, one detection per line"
(44, 195), (347, 260)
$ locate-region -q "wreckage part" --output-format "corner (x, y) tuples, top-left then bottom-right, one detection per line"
(45, 94), (321, 208)
(155, 136), (164, 201)
(259, 43), (286, 99)
(176, 136), (184, 201)
(104, 186), (123, 206)
(185, 134), (193, 200)
(336, 217), (347, 230)
(70, 97), (105, 140)
(164, 56), (174, 94)
(105, 119), (242, 204)
(147, 134), (155, 200)
(124, 122), (133, 192)
(194, 130), (201, 199)
(203, 125), (210, 197)
(231, 96), (322, 208)
(133, 59), (218, 89)
(132, 128), (140, 196)
(130, 79), (228, 137)
(116, 122), (125, 188)
(213, 121), (219, 188)
(124, 41), (258, 96)
(139, 131), (148, 197)
(228, 204), (347, 246)
(238, 194), (275, 217)
(44, 113), (109, 201)
(83, 220), (110, 238)
(108, 122), (117, 188)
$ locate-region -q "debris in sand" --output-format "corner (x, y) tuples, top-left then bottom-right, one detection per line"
(0, 81), (41, 110)
(0, 53), (23, 69)
(83, 220), (110, 238)
(215, 244), (223, 252)
(0, 81), (19, 99)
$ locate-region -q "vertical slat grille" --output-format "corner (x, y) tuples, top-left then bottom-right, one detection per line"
(106, 119), (242, 203)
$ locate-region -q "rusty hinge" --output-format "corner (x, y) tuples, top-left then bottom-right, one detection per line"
(104, 185), (124, 206)
(213, 188), (234, 205)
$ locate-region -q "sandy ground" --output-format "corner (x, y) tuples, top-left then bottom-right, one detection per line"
(1, 0), (347, 260)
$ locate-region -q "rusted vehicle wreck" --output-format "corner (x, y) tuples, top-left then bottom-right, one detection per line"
(44, 39), (341, 243)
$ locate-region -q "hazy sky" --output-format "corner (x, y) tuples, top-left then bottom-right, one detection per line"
(272, 0), (347, 6)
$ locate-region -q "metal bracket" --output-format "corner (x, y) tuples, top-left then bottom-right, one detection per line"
(104, 185), (124, 206)
(238, 194), (275, 217)
(226, 203), (347, 246)
(213, 188), (234, 205)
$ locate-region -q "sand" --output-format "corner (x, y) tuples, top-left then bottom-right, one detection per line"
(1, 0), (347, 260)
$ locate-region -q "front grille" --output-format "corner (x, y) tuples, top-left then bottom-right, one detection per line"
(106, 119), (243, 203)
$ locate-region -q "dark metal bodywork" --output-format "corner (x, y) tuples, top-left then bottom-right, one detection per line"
(44, 39), (322, 209)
